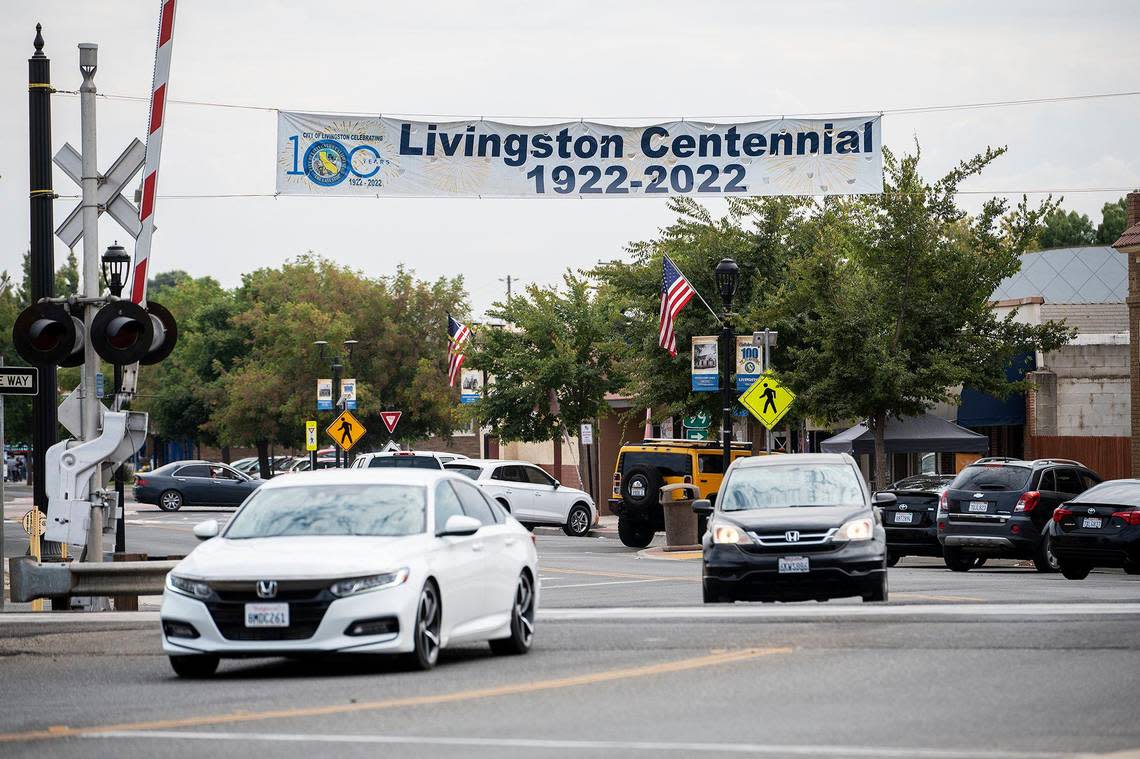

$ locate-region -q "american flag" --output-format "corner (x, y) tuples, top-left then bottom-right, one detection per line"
(658, 255), (696, 357)
(447, 313), (471, 387)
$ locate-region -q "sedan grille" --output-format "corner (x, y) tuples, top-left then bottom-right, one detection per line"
(205, 597), (332, 641)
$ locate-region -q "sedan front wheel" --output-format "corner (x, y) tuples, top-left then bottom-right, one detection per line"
(491, 572), (535, 656)
(407, 581), (442, 670)
(563, 504), (592, 537)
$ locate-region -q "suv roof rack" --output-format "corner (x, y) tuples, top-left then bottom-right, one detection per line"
(972, 456), (1025, 464)
(1030, 458), (1084, 467)
(637, 438), (753, 449)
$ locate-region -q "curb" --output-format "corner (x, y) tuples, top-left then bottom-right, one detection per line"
(638, 546), (702, 561)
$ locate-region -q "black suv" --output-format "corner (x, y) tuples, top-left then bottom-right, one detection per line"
(937, 457), (1102, 572)
(877, 474), (955, 566)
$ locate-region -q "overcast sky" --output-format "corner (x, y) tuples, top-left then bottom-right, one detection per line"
(3, 0), (1138, 317)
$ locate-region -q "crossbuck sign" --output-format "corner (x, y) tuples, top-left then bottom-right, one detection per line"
(54, 138), (145, 246)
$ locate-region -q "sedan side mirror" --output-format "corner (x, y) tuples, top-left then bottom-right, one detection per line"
(193, 519), (219, 541)
(553, 480), (560, 489)
(692, 499), (714, 517)
(439, 514), (481, 537)
(872, 492), (897, 506)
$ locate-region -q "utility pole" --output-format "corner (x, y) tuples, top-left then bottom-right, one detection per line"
(28, 26), (60, 559)
(500, 275), (517, 305)
(78, 42), (104, 566)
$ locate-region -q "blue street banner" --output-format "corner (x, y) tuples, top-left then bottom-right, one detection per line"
(691, 335), (719, 392)
(735, 336), (760, 392)
(460, 368), (482, 404)
(277, 112), (883, 198)
(316, 378), (333, 411)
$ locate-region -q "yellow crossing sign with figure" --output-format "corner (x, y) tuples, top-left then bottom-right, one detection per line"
(326, 410), (366, 452)
(739, 372), (796, 430)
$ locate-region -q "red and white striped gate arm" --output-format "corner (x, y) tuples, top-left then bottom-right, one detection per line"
(130, 0), (177, 306)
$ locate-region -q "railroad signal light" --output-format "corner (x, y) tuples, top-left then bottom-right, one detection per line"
(12, 302), (85, 367)
(139, 301), (178, 366)
(90, 300), (154, 365)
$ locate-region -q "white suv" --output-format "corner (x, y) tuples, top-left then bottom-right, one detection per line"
(351, 451), (469, 470)
(444, 459), (595, 537)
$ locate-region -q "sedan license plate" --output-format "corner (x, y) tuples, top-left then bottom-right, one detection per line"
(1081, 517), (1102, 529)
(778, 556), (810, 574)
(893, 512), (914, 524)
(244, 603), (289, 628)
(968, 501), (989, 513)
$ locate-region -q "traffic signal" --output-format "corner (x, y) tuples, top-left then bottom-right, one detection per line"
(90, 300), (155, 365)
(12, 302), (84, 367)
(139, 301), (178, 366)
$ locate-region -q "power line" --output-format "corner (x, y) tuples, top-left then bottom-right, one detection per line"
(51, 87), (1140, 121)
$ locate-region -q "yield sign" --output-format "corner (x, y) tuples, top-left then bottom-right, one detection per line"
(380, 411), (402, 434)
(739, 372), (796, 430)
(54, 138), (146, 247)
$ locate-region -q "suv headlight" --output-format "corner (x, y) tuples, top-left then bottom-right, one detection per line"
(330, 568), (410, 598)
(712, 523), (753, 544)
(167, 574), (210, 599)
(836, 517), (874, 541)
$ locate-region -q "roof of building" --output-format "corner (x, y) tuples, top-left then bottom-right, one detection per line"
(1114, 223), (1140, 250)
(991, 246), (1126, 305)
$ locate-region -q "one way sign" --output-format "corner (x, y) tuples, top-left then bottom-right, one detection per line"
(0, 367), (38, 395)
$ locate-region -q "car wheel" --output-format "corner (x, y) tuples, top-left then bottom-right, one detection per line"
(1032, 534), (1060, 573)
(886, 553), (901, 568)
(158, 490), (183, 512)
(943, 546), (974, 572)
(617, 517), (654, 549)
(169, 654), (218, 678)
(1059, 560), (1092, 580)
(702, 580), (732, 604)
(407, 581), (442, 671)
(1124, 561), (1140, 576)
(862, 572), (889, 603)
(620, 465), (662, 511)
(562, 504), (592, 537)
(491, 572), (535, 656)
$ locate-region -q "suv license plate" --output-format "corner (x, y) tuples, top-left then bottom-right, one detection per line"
(778, 556), (809, 574)
(968, 501), (989, 513)
(245, 603), (289, 628)
(893, 512), (913, 524)
(1081, 517), (1102, 529)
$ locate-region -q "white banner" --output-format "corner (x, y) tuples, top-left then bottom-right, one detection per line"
(277, 112), (882, 198)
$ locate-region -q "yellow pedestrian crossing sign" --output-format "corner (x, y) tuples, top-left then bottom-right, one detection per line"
(739, 372), (796, 430)
(326, 410), (366, 452)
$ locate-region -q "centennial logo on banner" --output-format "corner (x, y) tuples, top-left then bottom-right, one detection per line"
(736, 336), (761, 392)
(277, 113), (883, 198)
(691, 336), (719, 392)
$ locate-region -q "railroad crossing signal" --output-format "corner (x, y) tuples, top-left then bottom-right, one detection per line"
(739, 372), (796, 430)
(54, 138), (146, 246)
(327, 410), (366, 451)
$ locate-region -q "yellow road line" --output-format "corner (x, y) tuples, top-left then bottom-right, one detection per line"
(0, 646), (791, 744)
(543, 566), (699, 582)
(893, 592), (986, 603)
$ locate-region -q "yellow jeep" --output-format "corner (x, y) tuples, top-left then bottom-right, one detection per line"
(609, 439), (757, 548)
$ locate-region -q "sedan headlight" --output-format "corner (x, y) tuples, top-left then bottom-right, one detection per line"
(167, 574), (210, 599)
(330, 568), (410, 598)
(712, 523), (752, 544)
(836, 517), (874, 541)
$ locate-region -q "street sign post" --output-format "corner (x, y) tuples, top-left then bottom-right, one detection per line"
(739, 372), (796, 431)
(326, 410), (366, 452)
(579, 423), (594, 446)
(0, 367), (38, 395)
(380, 411), (402, 434)
(305, 421), (317, 451)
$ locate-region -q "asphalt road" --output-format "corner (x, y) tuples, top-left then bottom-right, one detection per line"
(3, 500), (1140, 757)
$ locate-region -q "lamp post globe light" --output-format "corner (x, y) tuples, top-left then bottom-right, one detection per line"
(714, 258), (740, 464)
(101, 242), (130, 298)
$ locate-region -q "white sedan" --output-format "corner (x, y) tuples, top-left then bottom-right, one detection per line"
(444, 459), (597, 537)
(160, 468), (538, 677)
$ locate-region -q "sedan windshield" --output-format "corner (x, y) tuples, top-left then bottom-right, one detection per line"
(224, 485), (426, 538)
(721, 464), (865, 511)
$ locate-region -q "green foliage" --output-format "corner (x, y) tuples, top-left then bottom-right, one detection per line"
(1096, 197), (1128, 245)
(467, 272), (625, 442)
(1038, 208), (1095, 248)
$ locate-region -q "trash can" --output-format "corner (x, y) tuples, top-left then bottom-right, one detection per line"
(659, 483), (701, 550)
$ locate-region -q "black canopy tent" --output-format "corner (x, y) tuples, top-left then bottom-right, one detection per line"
(820, 413), (989, 456)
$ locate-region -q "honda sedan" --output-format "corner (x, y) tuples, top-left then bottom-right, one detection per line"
(696, 453), (890, 603)
(160, 468), (538, 677)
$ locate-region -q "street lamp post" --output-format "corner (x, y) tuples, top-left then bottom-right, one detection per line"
(102, 243), (130, 554)
(715, 259), (740, 466)
(314, 339), (357, 468)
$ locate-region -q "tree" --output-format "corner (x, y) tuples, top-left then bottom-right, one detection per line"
(769, 146), (1073, 487)
(467, 272), (626, 475)
(1096, 197), (1128, 245)
(1038, 208), (1095, 248)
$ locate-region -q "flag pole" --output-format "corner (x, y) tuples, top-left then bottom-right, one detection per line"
(665, 255), (722, 325)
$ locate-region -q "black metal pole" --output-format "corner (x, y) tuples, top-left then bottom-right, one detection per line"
(113, 362), (125, 553)
(720, 317), (733, 465)
(28, 25), (58, 528)
(332, 357), (342, 468)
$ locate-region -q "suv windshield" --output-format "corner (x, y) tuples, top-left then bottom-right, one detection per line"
(720, 464), (865, 511)
(225, 485), (426, 538)
(951, 465), (1031, 492)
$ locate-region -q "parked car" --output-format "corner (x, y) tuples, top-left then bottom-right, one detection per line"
(351, 451), (470, 470)
(160, 468), (538, 677)
(609, 439), (757, 548)
(444, 459), (596, 537)
(1048, 479), (1140, 579)
(134, 460), (263, 511)
(230, 457), (258, 475)
(696, 453), (890, 603)
(876, 474), (955, 566)
(288, 456), (339, 472)
(937, 457), (1102, 572)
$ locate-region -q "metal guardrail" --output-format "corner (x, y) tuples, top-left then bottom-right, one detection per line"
(8, 556), (177, 603)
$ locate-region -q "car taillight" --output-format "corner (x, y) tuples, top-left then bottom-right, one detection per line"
(1053, 507), (1072, 523)
(1112, 510), (1140, 526)
(613, 472), (621, 496)
(135, 477), (147, 487)
(1014, 491), (1040, 513)
(938, 491), (948, 511)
